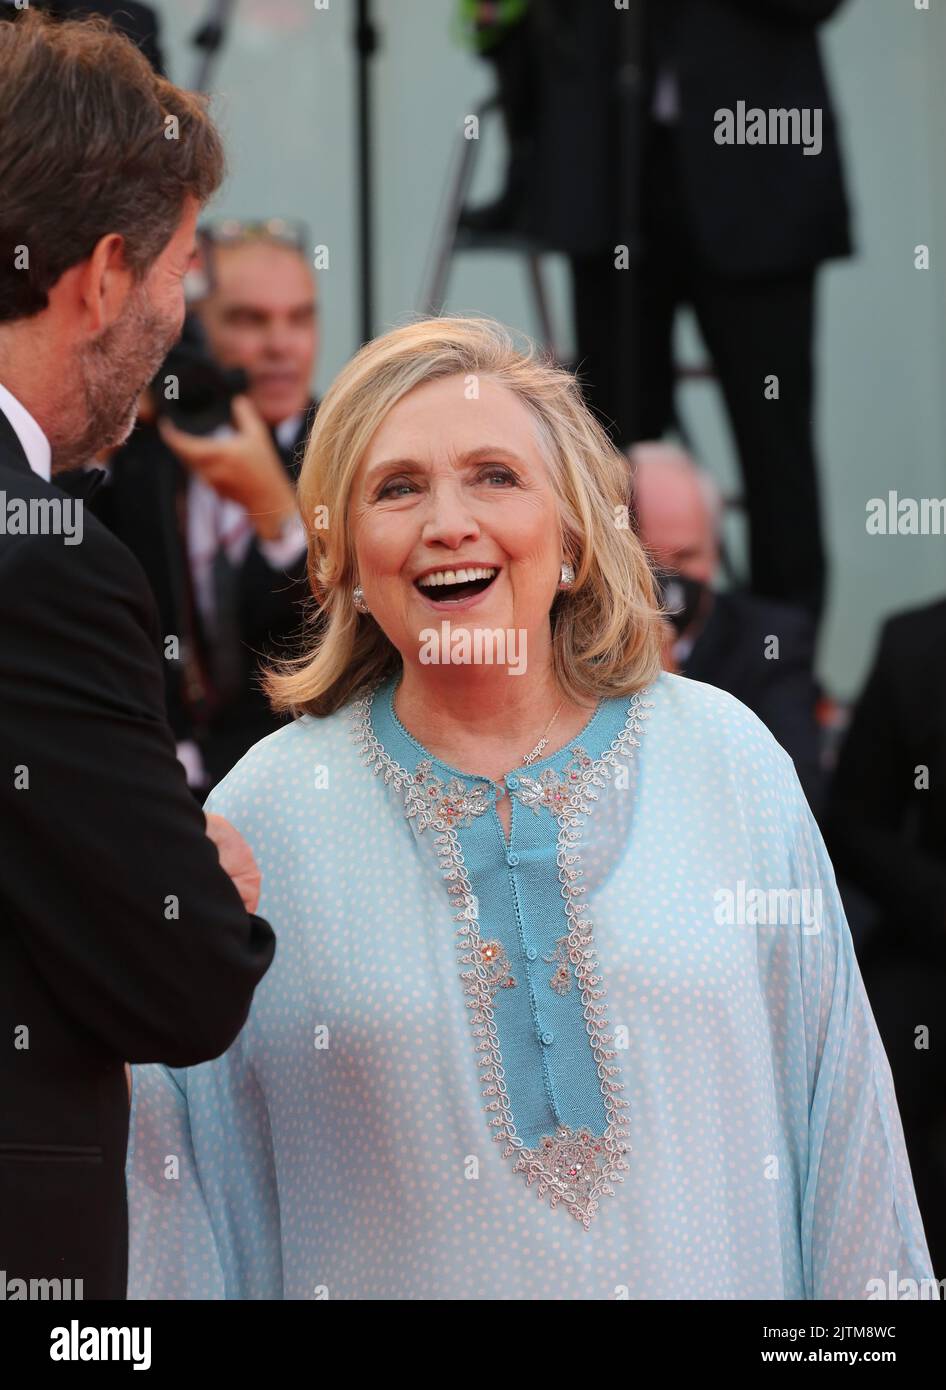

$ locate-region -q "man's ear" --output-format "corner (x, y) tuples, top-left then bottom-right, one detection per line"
(61, 232), (135, 336)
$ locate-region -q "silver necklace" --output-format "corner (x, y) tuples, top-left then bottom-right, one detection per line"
(521, 701), (564, 766)
(493, 700), (564, 798)
(394, 680), (565, 795)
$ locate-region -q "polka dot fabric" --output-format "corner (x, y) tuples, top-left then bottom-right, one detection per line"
(125, 671), (936, 1299)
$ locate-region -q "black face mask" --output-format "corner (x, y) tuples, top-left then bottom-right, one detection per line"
(653, 568), (708, 636)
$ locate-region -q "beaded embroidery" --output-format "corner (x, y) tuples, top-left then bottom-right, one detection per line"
(410, 759), (491, 830)
(349, 683), (653, 1229)
(479, 940), (517, 997)
(528, 1127), (607, 1204)
(543, 937), (574, 995)
(512, 747), (596, 815)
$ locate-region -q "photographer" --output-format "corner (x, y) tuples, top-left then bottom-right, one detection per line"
(95, 225), (320, 793)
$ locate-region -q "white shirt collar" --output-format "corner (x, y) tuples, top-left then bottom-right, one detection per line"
(275, 411), (304, 451)
(0, 381), (52, 482)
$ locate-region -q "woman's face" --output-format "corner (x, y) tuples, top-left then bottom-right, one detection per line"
(350, 373), (564, 671)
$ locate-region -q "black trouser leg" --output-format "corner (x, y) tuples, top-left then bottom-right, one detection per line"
(688, 267), (826, 620)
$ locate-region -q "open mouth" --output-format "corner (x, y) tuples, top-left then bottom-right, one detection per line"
(414, 565), (499, 604)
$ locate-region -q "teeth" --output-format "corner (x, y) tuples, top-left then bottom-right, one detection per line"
(417, 566), (497, 588)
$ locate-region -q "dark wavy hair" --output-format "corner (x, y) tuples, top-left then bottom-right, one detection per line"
(0, 7), (225, 323)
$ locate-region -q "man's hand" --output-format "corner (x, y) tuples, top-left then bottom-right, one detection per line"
(157, 394), (297, 540)
(204, 812), (262, 914)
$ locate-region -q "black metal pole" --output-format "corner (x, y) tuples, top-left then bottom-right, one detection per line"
(614, 2), (644, 449)
(190, 0), (238, 95)
(355, 0), (378, 344)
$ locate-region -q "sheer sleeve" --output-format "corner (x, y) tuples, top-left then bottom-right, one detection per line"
(126, 1064), (226, 1299)
(126, 1042), (284, 1299)
(787, 787), (938, 1299)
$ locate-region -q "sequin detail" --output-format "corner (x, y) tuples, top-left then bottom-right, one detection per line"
(350, 684), (653, 1229)
(411, 759), (491, 829)
(518, 1126), (607, 1208)
(511, 747), (596, 815)
(543, 937), (574, 995)
(479, 940), (517, 997)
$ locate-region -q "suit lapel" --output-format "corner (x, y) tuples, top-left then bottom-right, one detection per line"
(273, 397), (317, 481)
(682, 594), (732, 682)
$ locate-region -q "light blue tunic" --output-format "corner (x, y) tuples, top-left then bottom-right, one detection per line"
(125, 670), (936, 1299)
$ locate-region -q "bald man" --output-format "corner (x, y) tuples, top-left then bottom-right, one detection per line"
(631, 441), (824, 814)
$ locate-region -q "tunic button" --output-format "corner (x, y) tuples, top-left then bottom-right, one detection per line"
(526, 947), (538, 961)
(506, 852), (520, 867)
(540, 1031), (554, 1046)
(505, 775), (519, 789)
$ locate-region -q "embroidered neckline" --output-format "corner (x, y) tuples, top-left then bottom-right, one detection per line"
(348, 677), (654, 1229)
(384, 675), (608, 785)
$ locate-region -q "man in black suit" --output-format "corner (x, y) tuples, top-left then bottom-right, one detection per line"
(96, 231), (320, 791)
(823, 599), (946, 1273)
(470, 0), (850, 621)
(0, 10), (275, 1299)
(631, 441), (824, 813)
(603, 0), (850, 623)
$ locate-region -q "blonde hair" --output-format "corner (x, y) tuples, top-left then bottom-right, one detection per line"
(265, 314), (664, 717)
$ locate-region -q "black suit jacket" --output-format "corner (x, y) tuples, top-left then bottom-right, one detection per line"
(92, 403), (316, 790)
(0, 407), (276, 1298)
(523, 0), (851, 274)
(682, 589), (824, 812)
(823, 599), (946, 965)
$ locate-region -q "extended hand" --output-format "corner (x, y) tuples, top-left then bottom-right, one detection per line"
(158, 395), (297, 539)
(204, 812), (262, 915)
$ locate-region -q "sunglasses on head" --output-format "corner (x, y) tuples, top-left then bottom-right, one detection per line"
(198, 218), (309, 252)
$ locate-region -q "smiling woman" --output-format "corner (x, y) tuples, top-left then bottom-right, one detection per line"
(126, 316), (937, 1300)
(263, 313), (664, 721)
